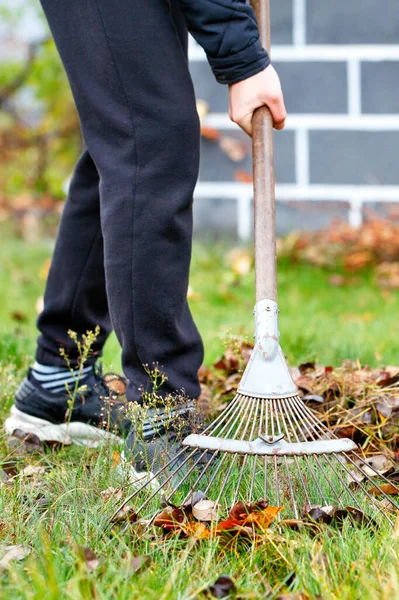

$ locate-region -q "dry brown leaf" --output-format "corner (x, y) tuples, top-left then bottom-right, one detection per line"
(111, 504), (138, 525)
(130, 555), (151, 574)
(100, 487), (123, 503)
(369, 483), (399, 496)
(204, 574), (236, 598)
(77, 546), (100, 572)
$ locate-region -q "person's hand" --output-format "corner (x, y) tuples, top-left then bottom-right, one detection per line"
(228, 65), (286, 136)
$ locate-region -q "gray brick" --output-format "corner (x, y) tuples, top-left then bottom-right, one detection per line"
(307, 0), (399, 44)
(362, 62), (399, 113)
(190, 62), (228, 113)
(193, 198), (351, 238)
(274, 61), (347, 113)
(363, 202), (399, 221)
(270, 0), (293, 45)
(193, 197), (237, 237)
(191, 61), (347, 114)
(309, 131), (399, 185)
(199, 129), (295, 184)
(276, 201), (350, 236)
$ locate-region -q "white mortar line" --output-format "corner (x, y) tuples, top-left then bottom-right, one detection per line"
(348, 59), (362, 115)
(295, 129), (310, 186)
(204, 113), (399, 130)
(195, 182), (399, 202)
(293, 0), (306, 47)
(237, 195), (253, 241)
(189, 43), (399, 62)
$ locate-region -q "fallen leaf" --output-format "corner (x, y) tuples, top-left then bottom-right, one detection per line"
(100, 487), (123, 503)
(112, 451), (121, 468)
(201, 126), (220, 142)
(349, 455), (395, 483)
(111, 505), (138, 525)
(10, 311), (27, 322)
(219, 136), (247, 162)
(192, 500), (218, 522)
(2, 460), (19, 478)
(205, 575), (236, 598)
(0, 545), (31, 571)
(369, 483), (399, 496)
(226, 247), (252, 277)
(153, 506), (185, 529)
(302, 394), (324, 404)
(182, 521), (210, 540)
(9, 429), (43, 453)
(298, 362), (316, 374)
(20, 465), (47, 478)
(130, 555), (151, 574)
(305, 507), (332, 525)
(234, 169), (252, 183)
(77, 546), (100, 572)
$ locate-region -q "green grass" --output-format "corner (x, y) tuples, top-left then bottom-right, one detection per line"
(0, 226), (399, 599)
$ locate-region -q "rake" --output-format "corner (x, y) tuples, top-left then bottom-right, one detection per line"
(112, 0), (399, 526)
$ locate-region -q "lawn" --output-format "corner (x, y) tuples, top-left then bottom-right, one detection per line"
(0, 225), (398, 599)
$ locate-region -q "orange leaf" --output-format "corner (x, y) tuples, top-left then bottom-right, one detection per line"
(201, 126), (220, 141)
(243, 505), (283, 529)
(235, 169), (253, 183)
(182, 521), (210, 539)
(369, 483), (399, 496)
(215, 518), (243, 532)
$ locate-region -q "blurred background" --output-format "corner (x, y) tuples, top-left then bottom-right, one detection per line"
(0, 0), (399, 375)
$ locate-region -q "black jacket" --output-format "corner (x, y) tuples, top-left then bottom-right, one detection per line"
(179, 0), (270, 84)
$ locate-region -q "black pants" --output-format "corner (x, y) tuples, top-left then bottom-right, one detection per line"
(36, 0), (204, 402)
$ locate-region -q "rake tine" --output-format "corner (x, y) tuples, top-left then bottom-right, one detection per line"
(283, 397), (329, 505)
(290, 397), (398, 519)
(231, 398), (260, 506)
(108, 447), (188, 522)
(276, 399), (311, 506)
(294, 397), (399, 509)
(136, 447), (201, 513)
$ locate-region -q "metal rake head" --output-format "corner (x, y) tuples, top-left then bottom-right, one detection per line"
(114, 390), (399, 526)
(111, 299), (399, 526)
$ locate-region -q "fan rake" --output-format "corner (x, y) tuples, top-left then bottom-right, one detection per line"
(111, 0), (399, 526)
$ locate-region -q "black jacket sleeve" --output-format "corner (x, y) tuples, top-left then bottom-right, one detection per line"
(178, 0), (270, 85)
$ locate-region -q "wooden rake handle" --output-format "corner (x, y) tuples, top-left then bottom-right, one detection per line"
(250, 0), (277, 303)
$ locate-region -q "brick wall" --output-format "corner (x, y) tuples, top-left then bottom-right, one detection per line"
(191, 0), (399, 238)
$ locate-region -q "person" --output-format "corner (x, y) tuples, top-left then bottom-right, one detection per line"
(5, 0), (286, 467)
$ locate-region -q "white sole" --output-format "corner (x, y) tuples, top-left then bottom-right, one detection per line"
(5, 406), (158, 487)
(5, 405), (122, 448)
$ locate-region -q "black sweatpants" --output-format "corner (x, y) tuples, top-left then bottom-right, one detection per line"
(36, 0), (204, 402)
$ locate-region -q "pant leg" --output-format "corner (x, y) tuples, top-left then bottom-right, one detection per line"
(39, 0), (204, 401)
(36, 148), (111, 367)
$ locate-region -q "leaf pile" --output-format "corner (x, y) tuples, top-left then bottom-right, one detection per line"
(151, 497), (282, 541)
(199, 344), (399, 456)
(277, 218), (399, 287)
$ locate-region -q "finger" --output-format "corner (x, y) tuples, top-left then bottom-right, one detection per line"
(273, 118), (286, 131)
(267, 96), (287, 130)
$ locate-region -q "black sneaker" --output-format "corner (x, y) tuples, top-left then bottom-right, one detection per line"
(5, 367), (202, 462)
(5, 366), (131, 447)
